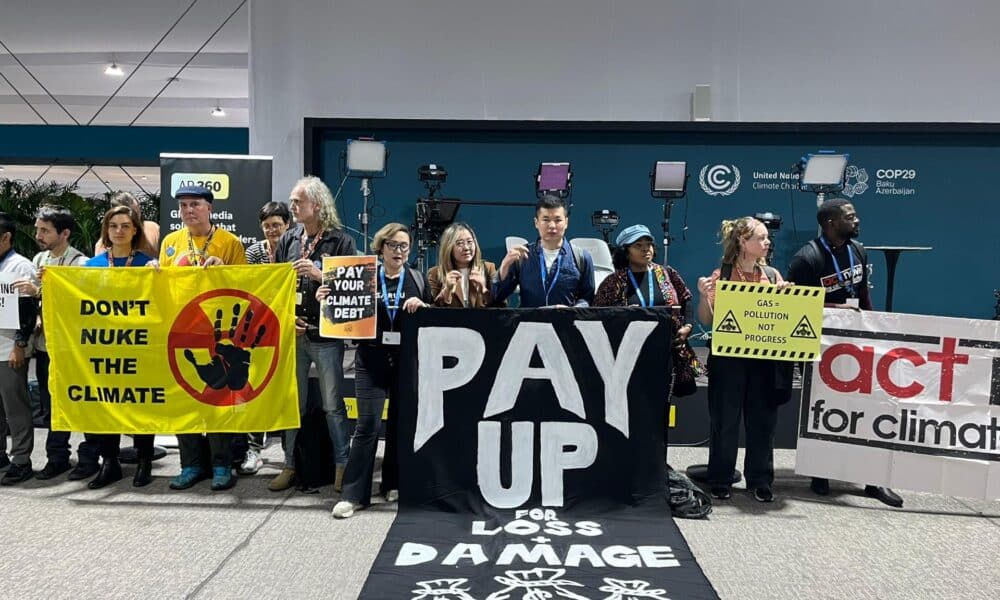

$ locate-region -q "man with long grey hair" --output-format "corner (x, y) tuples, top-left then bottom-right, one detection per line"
(269, 176), (356, 492)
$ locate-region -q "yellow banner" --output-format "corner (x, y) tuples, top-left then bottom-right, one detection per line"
(320, 255), (378, 339)
(711, 281), (824, 361)
(46, 265), (299, 434)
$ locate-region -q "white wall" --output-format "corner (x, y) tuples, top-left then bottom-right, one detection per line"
(250, 0), (1000, 196)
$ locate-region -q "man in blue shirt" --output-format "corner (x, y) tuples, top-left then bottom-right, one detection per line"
(493, 195), (595, 308)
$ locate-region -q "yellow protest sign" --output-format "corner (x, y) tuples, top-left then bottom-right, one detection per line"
(711, 281), (824, 361)
(45, 265), (299, 434)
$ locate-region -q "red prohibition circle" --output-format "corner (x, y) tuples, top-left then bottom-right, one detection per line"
(167, 289), (282, 406)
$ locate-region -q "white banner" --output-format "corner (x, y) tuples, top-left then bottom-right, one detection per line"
(795, 309), (1000, 500)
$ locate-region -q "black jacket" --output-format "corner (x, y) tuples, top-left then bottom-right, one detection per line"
(275, 224), (356, 338)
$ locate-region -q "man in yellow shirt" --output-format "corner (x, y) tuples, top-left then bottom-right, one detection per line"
(156, 184), (247, 491)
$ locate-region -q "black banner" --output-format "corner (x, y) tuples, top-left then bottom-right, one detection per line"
(159, 153), (273, 248)
(360, 308), (718, 600)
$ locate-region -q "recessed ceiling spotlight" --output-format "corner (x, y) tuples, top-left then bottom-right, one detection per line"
(211, 106), (226, 117)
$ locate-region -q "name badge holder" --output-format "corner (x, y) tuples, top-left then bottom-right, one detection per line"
(380, 265), (406, 346)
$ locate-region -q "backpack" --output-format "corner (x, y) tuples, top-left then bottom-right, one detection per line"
(720, 262), (778, 284)
(666, 465), (713, 519)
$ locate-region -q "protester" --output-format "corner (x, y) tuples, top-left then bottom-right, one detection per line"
(10, 206), (94, 481)
(95, 191), (159, 257)
(428, 222), (499, 307)
(787, 197), (903, 508)
(269, 177), (355, 493)
(0, 213), (40, 485)
(235, 200), (291, 476)
(327, 223), (430, 519)
(593, 224), (702, 397)
(155, 184), (247, 491)
(696, 217), (792, 503)
(83, 205), (155, 488)
(493, 194), (595, 307)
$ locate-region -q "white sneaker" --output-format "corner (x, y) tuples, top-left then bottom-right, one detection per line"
(384, 489), (399, 503)
(332, 500), (356, 519)
(238, 449), (263, 475)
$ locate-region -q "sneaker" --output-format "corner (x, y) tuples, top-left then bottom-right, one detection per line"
(67, 462), (100, 481)
(753, 487), (774, 503)
(0, 454), (10, 472)
(332, 500), (356, 519)
(710, 486), (732, 500)
(384, 489), (399, 503)
(211, 466), (236, 491)
(1, 462), (34, 486)
(169, 467), (209, 490)
(268, 468), (296, 492)
(35, 461), (72, 480)
(238, 449), (263, 475)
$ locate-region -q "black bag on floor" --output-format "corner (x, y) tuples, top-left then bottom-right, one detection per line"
(294, 409), (335, 489)
(666, 465), (713, 519)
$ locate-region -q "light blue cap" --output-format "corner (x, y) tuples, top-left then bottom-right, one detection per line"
(616, 224), (654, 246)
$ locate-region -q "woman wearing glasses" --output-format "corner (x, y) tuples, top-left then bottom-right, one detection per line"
(428, 223), (500, 307)
(318, 223), (431, 519)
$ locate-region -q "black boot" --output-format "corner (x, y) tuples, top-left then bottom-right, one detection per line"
(88, 460), (123, 489)
(133, 458), (153, 488)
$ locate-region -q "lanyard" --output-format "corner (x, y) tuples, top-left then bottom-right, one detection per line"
(380, 265), (406, 325)
(186, 225), (216, 266)
(819, 237), (857, 296)
(299, 228), (326, 260)
(538, 249), (563, 305)
(107, 249), (135, 268)
(45, 250), (70, 266)
(627, 269), (655, 307)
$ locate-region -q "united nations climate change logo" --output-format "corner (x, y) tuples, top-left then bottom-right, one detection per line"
(698, 164), (741, 196)
(841, 165), (869, 198)
(167, 289), (282, 406)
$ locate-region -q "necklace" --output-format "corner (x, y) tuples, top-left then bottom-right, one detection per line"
(734, 263), (758, 282)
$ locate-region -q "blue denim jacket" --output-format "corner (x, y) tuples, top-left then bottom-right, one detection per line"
(492, 239), (595, 307)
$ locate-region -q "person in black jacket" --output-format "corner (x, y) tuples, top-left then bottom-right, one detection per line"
(269, 176), (357, 493)
(324, 223), (431, 519)
(787, 197), (903, 508)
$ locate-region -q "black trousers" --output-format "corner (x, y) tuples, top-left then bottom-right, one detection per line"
(177, 433), (233, 470)
(707, 355), (779, 489)
(91, 434), (155, 462)
(341, 344), (399, 506)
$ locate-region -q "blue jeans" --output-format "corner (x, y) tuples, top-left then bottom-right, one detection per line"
(284, 336), (349, 468)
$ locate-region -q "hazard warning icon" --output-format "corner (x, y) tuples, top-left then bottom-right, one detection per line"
(790, 315), (818, 339)
(716, 309), (742, 334)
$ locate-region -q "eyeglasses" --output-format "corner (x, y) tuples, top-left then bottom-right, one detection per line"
(261, 223), (285, 231)
(454, 239), (476, 249)
(384, 241), (410, 252)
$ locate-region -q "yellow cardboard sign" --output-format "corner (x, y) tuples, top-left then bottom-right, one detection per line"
(711, 281), (824, 361)
(45, 265), (299, 434)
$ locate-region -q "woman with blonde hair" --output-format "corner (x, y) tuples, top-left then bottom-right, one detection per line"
(696, 217), (793, 503)
(318, 223), (431, 519)
(428, 222), (499, 307)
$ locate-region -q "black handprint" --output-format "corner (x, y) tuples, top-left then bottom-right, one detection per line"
(184, 303), (267, 390)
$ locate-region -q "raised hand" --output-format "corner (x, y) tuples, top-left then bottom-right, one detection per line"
(184, 303), (267, 391)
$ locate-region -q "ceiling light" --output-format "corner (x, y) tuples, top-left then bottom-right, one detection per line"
(105, 63), (124, 76)
(211, 106), (226, 117)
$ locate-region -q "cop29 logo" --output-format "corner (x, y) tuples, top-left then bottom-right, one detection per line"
(841, 165), (869, 198)
(698, 164), (741, 196)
